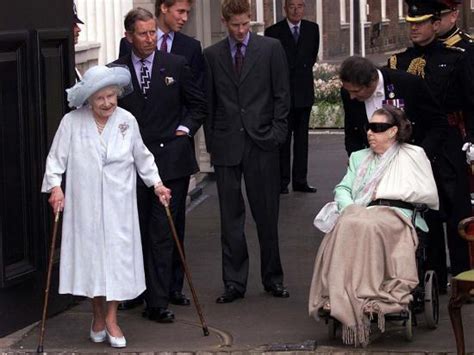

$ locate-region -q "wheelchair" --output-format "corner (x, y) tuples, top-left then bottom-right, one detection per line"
(320, 203), (440, 342)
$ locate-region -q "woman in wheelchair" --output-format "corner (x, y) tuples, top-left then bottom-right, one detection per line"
(309, 105), (439, 346)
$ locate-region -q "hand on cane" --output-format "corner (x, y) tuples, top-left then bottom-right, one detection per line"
(48, 186), (64, 213)
(154, 182), (172, 207)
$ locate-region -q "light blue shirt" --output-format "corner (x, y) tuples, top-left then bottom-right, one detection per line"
(157, 29), (175, 53)
(228, 32), (250, 60)
(131, 50), (154, 86)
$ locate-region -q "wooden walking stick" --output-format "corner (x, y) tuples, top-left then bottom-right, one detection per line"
(37, 208), (61, 353)
(164, 205), (209, 336)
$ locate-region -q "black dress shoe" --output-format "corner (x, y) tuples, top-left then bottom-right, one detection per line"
(117, 297), (144, 310)
(142, 307), (175, 323)
(216, 285), (244, 303)
(280, 187), (289, 194)
(169, 291), (191, 306)
(293, 183), (317, 193)
(264, 283), (290, 298)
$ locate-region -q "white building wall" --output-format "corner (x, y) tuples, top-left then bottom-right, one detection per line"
(76, 0), (133, 65)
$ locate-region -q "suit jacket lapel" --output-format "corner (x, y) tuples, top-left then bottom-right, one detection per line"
(381, 69), (394, 100)
(239, 33), (261, 83)
(149, 50), (166, 97)
(283, 21), (298, 51)
(217, 39), (239, 86)
(170, 32), (185, 55)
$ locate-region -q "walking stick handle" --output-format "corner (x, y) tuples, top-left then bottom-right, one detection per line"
(164, 205), (209, 336)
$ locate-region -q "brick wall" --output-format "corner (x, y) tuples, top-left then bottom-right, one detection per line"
(365, 0), (410, 55)
(260, 0), (472, 61)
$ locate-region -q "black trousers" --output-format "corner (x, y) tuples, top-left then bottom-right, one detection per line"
(137, 176), (190, 308)
(426, 128), (471, 287)
(280, 106), (312, 188)
(214, 138), (284, 295)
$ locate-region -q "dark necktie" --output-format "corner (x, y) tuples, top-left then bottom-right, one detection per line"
(293, 25), (299, 43)
(140, 59), (151, 98)
(234, 42), (244, 76)
(160, 33), (168, 53)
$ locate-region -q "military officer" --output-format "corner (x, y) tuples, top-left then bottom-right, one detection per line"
(388, 0), (472, 292)
(437, 0), (474, 50)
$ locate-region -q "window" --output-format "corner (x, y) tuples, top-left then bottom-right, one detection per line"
(471, 0), (474, 9)
(340, 0), (347, 24)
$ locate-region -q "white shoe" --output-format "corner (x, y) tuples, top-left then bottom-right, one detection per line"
(89, 321), (106, 343)
(106, 329), (126, 348)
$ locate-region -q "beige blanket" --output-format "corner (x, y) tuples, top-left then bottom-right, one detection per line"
(308, 205), (419, 346)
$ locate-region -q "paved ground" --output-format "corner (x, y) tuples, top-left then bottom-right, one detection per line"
(1, 133), (473, 354)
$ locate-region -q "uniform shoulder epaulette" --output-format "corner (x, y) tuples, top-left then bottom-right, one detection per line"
(444, 33), (462, 47)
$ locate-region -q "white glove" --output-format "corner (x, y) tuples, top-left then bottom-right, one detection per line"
(462, 142), (474, 164)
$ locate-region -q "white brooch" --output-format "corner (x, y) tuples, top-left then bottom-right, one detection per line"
(118, 123), (129, 139)
(165, 76), (175, 86)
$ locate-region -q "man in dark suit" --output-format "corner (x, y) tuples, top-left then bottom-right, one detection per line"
(118, 0), (204, 88)
(118, 0), (204, 309)
(112, 7), (206, 322)
(265, 0), (319, 194)
(203, 0), (291, 303)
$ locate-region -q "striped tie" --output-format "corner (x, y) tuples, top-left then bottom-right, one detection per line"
(140, 59), (151, 98)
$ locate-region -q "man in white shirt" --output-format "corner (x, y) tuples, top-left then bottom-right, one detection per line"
(339, 56), (447, 161)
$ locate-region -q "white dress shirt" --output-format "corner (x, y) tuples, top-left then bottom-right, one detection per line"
(364, 69), (385, 121)
(286, 19), (302, 34)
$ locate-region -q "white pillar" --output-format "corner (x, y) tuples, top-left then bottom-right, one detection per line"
(350, 0), (354, 55)
(273, 0), (277, 23)
(359, 0), (366, 57)
(381, 0), (387, 21)
(316, 0), (323, 60)
(76, 0), (133, 65)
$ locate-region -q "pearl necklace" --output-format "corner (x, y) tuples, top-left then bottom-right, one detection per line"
(94, 119), (106, 134)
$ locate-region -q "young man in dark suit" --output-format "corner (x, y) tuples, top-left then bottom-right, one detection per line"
(204, 0), (291, 303)
(118, 0), (204, 88)
(112, 7), (206, 322)
(265, 0), (319, 194)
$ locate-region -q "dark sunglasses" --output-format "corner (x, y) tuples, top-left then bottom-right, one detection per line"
(365, 122), (395, 133)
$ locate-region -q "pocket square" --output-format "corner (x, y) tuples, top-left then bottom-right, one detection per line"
(165, 76), (175, 86)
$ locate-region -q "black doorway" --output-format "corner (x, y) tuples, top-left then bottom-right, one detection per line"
(0, 0), (75, 336)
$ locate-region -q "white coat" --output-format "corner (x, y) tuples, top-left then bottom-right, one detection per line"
(41, 106), (160, 301)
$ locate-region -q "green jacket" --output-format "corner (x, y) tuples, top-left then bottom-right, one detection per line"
(334, 148), (429, 232)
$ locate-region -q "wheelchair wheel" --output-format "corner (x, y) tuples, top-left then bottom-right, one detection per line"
(328, 318), (338, 340)
(423, 270), (439, 329)
(404, 309), (413, 341)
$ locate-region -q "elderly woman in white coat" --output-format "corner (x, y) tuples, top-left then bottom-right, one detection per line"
(41, 65), (171, 348)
